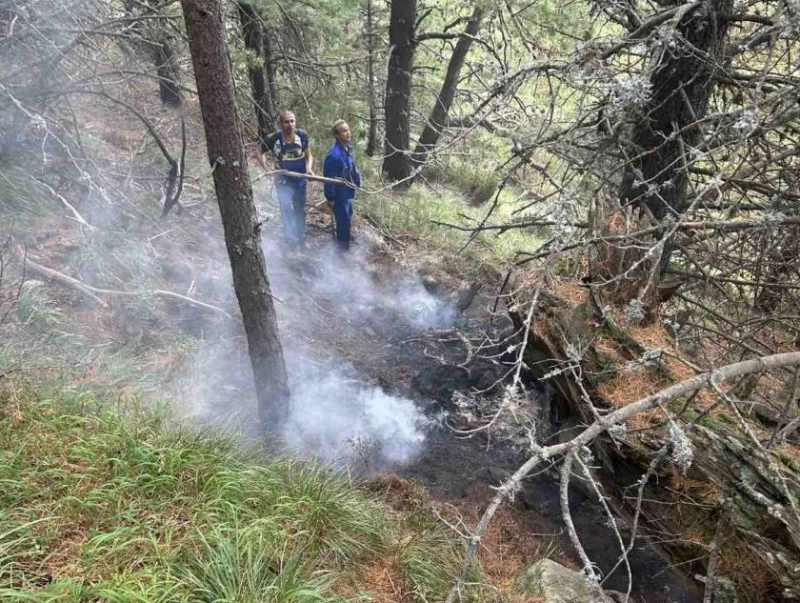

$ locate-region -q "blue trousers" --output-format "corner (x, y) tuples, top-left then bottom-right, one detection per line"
(332, 197), (353, 250)
(276, 182), (307, 245)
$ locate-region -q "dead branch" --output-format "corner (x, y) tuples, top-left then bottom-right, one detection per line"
(29, 175), (94, 229)
(560, 450), (599, 580)
(269, 169), (355, 187)
(19, 249), (235, 320)
(161, 117), (187, 218)
(445, 351), (800, 603)
(702, 516), (725, 603)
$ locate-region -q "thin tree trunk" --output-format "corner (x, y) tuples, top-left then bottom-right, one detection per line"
(365, 0), (378, 157)
(413, 5), (484, 164)
(263, 24), (278, 109)
(382, 0), (417, 184)
(154, 40), (182, 107)
(237, 1), (277, 142)
(123, 0), (182, 107)
(181, 0), (289, 428)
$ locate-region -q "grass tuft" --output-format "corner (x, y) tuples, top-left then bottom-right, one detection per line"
(179, 524), (340, 603)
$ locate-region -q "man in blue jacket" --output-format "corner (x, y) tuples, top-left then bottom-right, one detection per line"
(263, 111), (314, 247)
(323, 120), (361, 251)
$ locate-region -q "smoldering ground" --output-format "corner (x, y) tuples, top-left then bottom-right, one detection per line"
(174, 200), (458, 470)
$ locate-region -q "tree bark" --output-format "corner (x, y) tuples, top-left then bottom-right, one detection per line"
(382, 0), (417, 184)
(620, 0), (731, 220)
(593, 0), (732, 317)
(181, 0), (289, 428)
(412, 5), (484, 164)
(364, 0), (378, 157)
(263, 25), (278, 114)
(123, 0), (183, 107)
(237, 1), (277, 142)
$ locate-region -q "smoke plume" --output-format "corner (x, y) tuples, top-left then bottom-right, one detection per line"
(176, 198), (456, 470)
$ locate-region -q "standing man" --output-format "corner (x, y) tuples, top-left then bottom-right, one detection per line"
(323, 120), (361, 251)
(263, 111), (313, 247)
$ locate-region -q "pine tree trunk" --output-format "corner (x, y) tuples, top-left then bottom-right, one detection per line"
(593, 0), (732, 318)
(154, 41), (182, 107)
(620, 0), (731, 220)
(382, 0), (416, 184)
(237, 1), (277, 142)
(365, 0), (378, 157)
(123, 0), (183, 107)
(413, 6), (484, 164)
(263, 25), (278, 110)
(181, 0), (289, 428)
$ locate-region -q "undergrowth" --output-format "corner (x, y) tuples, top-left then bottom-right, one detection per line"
(0, 386), (471, 602)
(356, 156), (546, 269)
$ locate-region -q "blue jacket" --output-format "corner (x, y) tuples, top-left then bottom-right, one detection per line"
(323, 141), (360, 203)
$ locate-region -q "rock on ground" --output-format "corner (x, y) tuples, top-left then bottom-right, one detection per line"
(515, 559), (615, 603)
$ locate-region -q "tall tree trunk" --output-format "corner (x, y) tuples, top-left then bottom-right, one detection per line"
(124, 0), (183, 107)
(382, 0), (417, 184)
(413, 5), (484, 164)
(364, 0), (378, 157)
(237, 1), (277, 142)
(263, 24), (278, 111)
(181, 0), (289, 428)
(595, 0), (732, 317)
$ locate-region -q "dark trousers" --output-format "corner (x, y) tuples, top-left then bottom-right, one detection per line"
(276, 182), (307, 245)
(332, 197), (353, 250)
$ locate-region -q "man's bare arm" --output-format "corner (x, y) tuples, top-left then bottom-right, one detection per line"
(305, 148), (314, 174)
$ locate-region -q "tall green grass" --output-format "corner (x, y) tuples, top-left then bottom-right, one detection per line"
(0, 388), (470, 602)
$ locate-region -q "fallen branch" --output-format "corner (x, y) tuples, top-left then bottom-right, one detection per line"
(21, 251), (108, 307)
(444, 350), (800, 603)
(702, 517), (725, 603)
(268, 169), (355, 187)
(20, 250), (235, 320)
(560, 450), (598, 580)
(30, 175), (94, 230)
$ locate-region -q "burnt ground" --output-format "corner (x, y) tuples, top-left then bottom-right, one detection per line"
(18, 199), (698, 602)
(251, 207), (700, 603)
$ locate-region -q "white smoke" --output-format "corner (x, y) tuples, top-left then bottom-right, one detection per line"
(263, 233), (456, 331)
(176, 340), (429, 468)
(282, 364), (427, 468)
(173, 199), (456, 469)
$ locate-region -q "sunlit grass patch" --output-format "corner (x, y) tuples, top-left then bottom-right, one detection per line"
(358, 177), (537, 267)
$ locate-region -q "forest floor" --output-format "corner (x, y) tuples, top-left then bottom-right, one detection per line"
(260, 202), (700, 603)
(2, 165), (698, 602)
